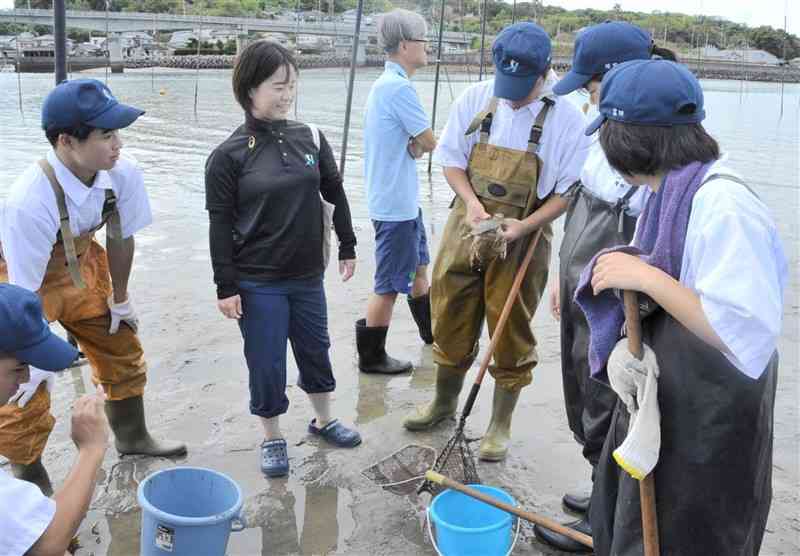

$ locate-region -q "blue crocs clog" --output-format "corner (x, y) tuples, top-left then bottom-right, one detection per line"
(308, 419), (362, 448)
(261, 438), (289, 477)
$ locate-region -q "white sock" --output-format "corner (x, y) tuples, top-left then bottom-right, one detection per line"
(260, 416), (282, 441)
(308, 392), (332, 427)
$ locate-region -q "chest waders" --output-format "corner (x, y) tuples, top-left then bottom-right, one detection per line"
(535, 183), (640, 552)
(560, 184), (638, 466)
(405, 97), (554, 462)
(590, 174), (777, 556)
(0, 160), (185, 491)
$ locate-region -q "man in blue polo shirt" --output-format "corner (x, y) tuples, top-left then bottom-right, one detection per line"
(357, 9), (437, 374)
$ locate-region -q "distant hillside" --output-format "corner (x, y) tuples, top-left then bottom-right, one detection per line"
(7, 0), (799, 60)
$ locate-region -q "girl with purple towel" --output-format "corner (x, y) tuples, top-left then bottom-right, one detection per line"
(574, 60), (787, 555)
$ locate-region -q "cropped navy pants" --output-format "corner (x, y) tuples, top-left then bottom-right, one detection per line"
(238, 276), (336, 418)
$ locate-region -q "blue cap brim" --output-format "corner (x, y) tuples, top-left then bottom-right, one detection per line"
(553, 69), (592, 96)
(585, 113), (606, 135)
(15, 332), (79, 372)
(86, 103), (145, 130)
(493, 73), (539, 102)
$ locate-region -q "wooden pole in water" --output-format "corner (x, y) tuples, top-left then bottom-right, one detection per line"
(54, 0), (67, 84)
(478, 0), (488, 80)
(104, 0), (110, 83)
(194, 15), (202, 119)
(511, 0), (516, 24)
(339, 0), (365, 176)
(427, 0), (447, 175)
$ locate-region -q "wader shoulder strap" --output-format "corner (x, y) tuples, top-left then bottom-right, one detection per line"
(38, 159), (86, 289)
(700, 172), (759, 198)
(464, 97), (499, 142)
(103, 188), (123, 240)
(526, 97), (555, 154)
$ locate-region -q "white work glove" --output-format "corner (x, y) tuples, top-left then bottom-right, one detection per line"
(8, 368), (56, 408)
(607, 338), (661, 480)
(108, 295), (139, 335)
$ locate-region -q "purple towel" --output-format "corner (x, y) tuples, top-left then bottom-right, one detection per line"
(574, 160), (715, 379)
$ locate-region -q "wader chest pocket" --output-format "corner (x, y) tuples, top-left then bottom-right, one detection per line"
(473, 179), (529, 210)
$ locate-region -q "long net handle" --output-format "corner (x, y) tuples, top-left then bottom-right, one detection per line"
(460, 228), (544, 419)
(622, 290), (660, 556)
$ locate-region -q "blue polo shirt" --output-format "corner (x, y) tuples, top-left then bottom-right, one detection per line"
(363, 61), (431, 222)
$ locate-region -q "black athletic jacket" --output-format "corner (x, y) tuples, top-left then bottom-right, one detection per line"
(205, 113), (356, 299)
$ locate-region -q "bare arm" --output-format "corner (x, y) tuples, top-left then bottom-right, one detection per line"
(413, 129), (437, 153)
(522, 194), (569, 231)
(442, 166), (490, 227)
(640, 268), (727, 352)
(27, 390), (109, 556)
(106, 235), (134, 304)
(591, 252), (728, 353)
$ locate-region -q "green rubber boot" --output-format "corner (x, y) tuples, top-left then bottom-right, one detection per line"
(106, 396), (187, 457)
(403, 366), (466, 431)
(478, 385), (521, 461)
(11, 457), (53, 496)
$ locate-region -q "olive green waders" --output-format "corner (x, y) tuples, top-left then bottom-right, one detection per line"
(406, 97), (554, 461)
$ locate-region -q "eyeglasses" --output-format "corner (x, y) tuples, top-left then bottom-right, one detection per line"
(405, 38), (428, 43)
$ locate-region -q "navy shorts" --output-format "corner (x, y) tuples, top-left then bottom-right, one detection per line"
(372, 210), (430, 295)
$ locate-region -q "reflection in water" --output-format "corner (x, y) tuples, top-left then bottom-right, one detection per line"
(355, 372), (388, 425)
(244, 448), (354, 555)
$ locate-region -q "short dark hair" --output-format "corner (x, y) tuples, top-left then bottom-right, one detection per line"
(599, 120), (720, 176)
(232, 40), (298, 113)
(45, 122), (96, 147)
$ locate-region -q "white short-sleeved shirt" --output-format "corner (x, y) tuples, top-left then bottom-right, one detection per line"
(0, 150), (152, 292)
(580, 140), (650, 216)
(433, 72), (592, 200)
(0, 468), (56, 555)
(664, 161), (788, 379)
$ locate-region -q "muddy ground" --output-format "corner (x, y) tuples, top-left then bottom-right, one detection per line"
(5, 203), (794, 556)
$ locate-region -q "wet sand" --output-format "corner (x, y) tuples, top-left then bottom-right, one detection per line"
(0, 70), (796, 555)
(23, 210), (797, 555)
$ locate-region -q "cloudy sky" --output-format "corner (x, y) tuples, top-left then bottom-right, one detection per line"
(0, 0), (796, 34)
(536, 0), (796, 34)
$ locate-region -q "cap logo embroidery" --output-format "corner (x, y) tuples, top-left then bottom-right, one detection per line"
(611, 108), (625, 117)
(305, 154), (316, 166)
(604, 62), (620, 70)
(504, 59), (520, 73)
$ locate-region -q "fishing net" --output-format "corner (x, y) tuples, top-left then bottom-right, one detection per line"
(362, 436), (480, 497)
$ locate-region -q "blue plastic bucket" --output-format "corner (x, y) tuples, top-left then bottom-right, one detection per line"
(428, 485), (517, 556)
(137, 467), (246, 556)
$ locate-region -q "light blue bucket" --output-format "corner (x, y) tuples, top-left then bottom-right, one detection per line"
(428, 485), (518, 556)
(137, 467), (246, 556)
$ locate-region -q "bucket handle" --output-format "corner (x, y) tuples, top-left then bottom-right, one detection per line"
(231, 515), (247, 533)
(425, 507), (520, 556)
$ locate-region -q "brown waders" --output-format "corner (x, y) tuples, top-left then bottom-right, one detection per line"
(404, 98), (554, 462)
(0, 160), (185, 493)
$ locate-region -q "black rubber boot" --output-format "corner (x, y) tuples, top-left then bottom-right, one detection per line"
(11, 457), (53, 496)
(355, 318), (412, 374)
(533, 515), (593, 553)
(407, 292), (434, 344)
(106, 396), (187, 457)
(563, 492), (590, 514)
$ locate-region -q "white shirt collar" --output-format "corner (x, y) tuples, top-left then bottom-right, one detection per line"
(46, 150), (112, 207)
(498, 69), (560, 115)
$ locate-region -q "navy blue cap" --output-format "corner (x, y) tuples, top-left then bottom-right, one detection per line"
(585, 60), (706, 136)
(492, 23), (552, 101)
(41, 78), (145, 131)
(0, 285), (78, 371)
(554, 21), (651, 96)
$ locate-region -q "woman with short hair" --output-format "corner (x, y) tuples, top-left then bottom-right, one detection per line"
(205, 41), (361, 478)
(576, 59), (787, 555)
